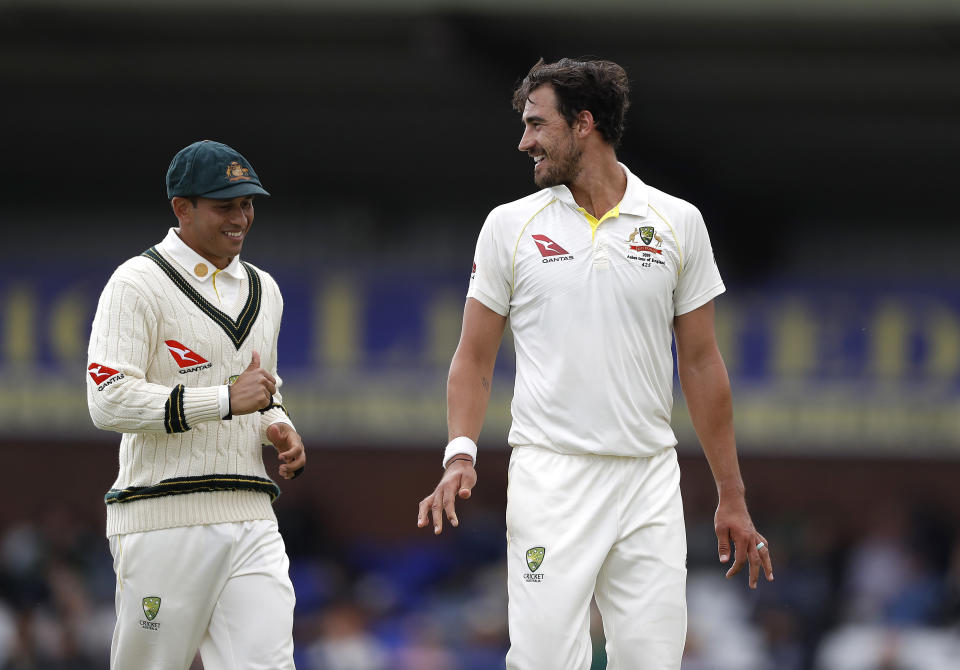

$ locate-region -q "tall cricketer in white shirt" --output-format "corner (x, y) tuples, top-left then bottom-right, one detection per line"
(418, 59), (773, 670)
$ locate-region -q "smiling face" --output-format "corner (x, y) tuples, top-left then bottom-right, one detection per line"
(517, 85), (583, 188)
(172, 195), (254, 269)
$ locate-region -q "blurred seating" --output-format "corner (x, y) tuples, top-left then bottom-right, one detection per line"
(1, 497), (957, 670)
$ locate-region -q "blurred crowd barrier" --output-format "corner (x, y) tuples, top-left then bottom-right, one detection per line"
(3, 262), (960, 454)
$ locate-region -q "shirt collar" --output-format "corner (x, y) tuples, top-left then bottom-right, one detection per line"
(158, 228), (245, 282)
(547, 162), (650, 218)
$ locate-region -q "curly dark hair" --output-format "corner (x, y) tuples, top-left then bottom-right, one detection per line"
(512, 57), (631, 148)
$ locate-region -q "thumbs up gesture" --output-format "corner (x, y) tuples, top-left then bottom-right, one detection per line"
(228, 350), (277, 415)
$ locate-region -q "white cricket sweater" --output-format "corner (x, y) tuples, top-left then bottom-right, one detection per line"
(87, 245), (293, 537)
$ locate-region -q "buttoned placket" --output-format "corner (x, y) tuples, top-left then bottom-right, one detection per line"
(592, 222), (610, 270)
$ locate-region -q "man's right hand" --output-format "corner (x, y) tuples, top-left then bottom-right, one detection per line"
(228, 351), (277, 415)
(417, 459), (477, 535)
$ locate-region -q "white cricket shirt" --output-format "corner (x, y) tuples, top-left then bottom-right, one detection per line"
(159, 228), (249, 418)
(468, 164), (724, 457)
(159, 227), (246, 308)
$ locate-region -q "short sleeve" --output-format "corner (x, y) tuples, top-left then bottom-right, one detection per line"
(673, 206), (725, 316)
(466, 210), (511, 316)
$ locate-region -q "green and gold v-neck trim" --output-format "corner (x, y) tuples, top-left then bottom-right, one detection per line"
(141, 246), (262, 349)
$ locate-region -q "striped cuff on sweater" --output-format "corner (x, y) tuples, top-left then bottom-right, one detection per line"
(163, 385), (225, 433)
(164, 385), (189, 433)
(183, 386), (225, 427)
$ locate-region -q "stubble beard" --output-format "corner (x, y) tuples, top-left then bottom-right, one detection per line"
(534, 132), (583, 189)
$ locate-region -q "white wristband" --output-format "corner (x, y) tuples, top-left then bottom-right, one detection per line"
(443, 436), (477, 469)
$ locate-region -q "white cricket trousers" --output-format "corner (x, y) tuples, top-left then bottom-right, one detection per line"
(505, 446), (687, 670)
(108, 519), (296, 670)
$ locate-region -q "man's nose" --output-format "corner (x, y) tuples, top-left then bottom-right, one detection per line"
(518, 127), (535, 152)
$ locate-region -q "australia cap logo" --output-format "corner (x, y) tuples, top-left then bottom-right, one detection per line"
(226, 161), (251, 182)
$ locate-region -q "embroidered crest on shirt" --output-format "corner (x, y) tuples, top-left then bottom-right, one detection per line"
(627, 227), (667, 267)
(628, 227), (662, 254)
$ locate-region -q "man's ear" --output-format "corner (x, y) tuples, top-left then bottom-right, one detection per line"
(171, 197), (192, 224)
(575, 110), (596, 137)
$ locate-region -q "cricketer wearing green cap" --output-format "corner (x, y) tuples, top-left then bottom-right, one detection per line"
(166, 139), (271, 200)
(87, 139), (305, 669)
(166, 140), (272, 272)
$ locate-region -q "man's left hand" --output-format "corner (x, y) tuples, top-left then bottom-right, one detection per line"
(715, 496), (773, 589)
(266, 423), (306, 480)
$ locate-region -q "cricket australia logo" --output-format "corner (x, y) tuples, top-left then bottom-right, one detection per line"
(628, 226), (662, 252)
(523, 546), (546, 583)
(627, 226), (666, 266)
(140, 596), (161, 631)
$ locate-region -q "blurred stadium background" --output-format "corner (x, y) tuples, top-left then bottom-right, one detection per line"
(2, 0), (960, 667)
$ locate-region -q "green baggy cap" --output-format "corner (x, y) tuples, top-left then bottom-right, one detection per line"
(166, 140), (270, 200)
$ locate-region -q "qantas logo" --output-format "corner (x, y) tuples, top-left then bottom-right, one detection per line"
(89, 363), (125, 390)
(88, 363), (120, 385)
(532, 234), (569, 257)
(165, 340), (209, 370)
(532, 234), (574, 264)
